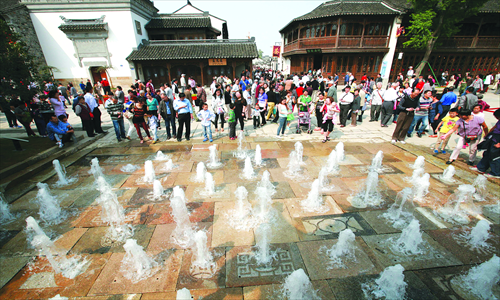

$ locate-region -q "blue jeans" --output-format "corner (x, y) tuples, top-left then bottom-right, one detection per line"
(477, 144), (500, 176)
(112, 119), (126, 140)
(277, 117), (287, 135)
(164, 114), (176, 138)
(203, 125), (212, 140)
(407, 114), (428, 135)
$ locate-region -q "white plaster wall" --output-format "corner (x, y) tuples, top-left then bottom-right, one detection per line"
(381, 16), (400, 85)
(29, 10), (141, 82)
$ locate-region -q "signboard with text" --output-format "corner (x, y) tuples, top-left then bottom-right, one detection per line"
(209, 58), (227, 66)
(272, 46), (281, 57)
(306, 49), (322, 54)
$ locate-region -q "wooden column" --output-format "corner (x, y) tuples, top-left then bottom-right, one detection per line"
(232, 60), (236, 80)
(166, 62), (171, 84)
(472, 18), (483, 48)
(360, 18), (366, 48)
(200, 61), (205, 86)
(335, 18), (341, 48)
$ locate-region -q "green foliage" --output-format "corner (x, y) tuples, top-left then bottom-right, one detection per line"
(0, 18), (39, 100)
(258, 49), (264, 59)
(403, 0), (488, 50)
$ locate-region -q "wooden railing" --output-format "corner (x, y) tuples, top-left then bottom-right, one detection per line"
(397, 36), (500, 49)
(283, 35), (389, 52)
(438, 37), (475, 48)
(476, 37), (500, 48)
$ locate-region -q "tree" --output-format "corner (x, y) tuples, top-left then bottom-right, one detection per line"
(0, 18), (40, 101)
(258, 49), (264, 59)
(403, 0), (488, 76)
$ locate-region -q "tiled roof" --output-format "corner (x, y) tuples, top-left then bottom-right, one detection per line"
(127, 40), (258, 61)
(145, 16), (212, 29)
(58, 24), (107, 31)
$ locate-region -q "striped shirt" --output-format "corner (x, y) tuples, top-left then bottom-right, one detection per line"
(415, 96), (433, 116)
(106, 102), (124, 120)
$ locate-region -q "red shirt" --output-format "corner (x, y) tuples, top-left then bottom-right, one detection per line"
(416, 81), (425, 91)
(361, 75), (368, 81)
(101, 80), (110, 87)
(296, 86), (304, 97)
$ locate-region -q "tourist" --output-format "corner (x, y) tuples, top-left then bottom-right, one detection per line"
(474, 109), (500, 177)
(12, 103), (36, 137)
(228, 103), (236, 140)
(434, 86), (457, 127)
(75, 96), (95, 137)
(123, 96), (135, 139)
(224, 85), (232, 119)
(243, 85), (252, 120)
(79, 81), (86, 94)
(46, 114), (74, 148)
(380, 83), (399, 127)
(159, 93), (176, 140)
(84, 87), (105, 134)
(131, 98), (151, 144)
(369, 82), (384, 122)
(442, 109), (489, 165)
(101, 78), (111, 95)
(298, 89), (312, 113)
(407, 90), (433, 138)
(233, 91), (247, 132)
(257, 87), (268, 126)
(458, 87), (478, 111)
(276, 98), (290, 138)
(48, 90), (66, 118)
(434, 108), (459, 154)
(483, 73), (494, 93)
(93, 82), (103, 103)
(106, 96), (126, 142)
(212, 89), (226, 133)
(31, 96), (47, 137)
(315, 92), (325, 131)
(174, 92), (193, 142)
(146, 111), (159, 144)
(197, 103), (214, 142)
(351, 89), (361, 127)
(477, 94), (490, 112)
(471, 75), (483, 94)
(391, 88), (422, 144)
(146, 93), (158, 117)
(252, 103), (262, 129)
(338, 86), (354, 127)
(57, 83), (70, 106)
(321, 97), (339, 143)
(115, 86), (125, 103)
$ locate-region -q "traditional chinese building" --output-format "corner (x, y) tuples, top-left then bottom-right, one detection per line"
(279, 0), (500, 83)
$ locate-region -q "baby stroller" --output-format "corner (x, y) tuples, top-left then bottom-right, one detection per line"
(296, 101), (313, 134)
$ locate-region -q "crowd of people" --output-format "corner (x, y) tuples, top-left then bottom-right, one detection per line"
(1, 69), (498, 176)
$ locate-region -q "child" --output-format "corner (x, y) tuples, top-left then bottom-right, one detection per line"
(58, 115), (78, 142)
(477, 94), (490, 112)
(228, 103), (236, 140)
(320, 97), (340, 143)
(146, 111), (159, 144)
(434, 108), (459, 154)
(252, 103), (262, 129)
(197, 103), (215, 142)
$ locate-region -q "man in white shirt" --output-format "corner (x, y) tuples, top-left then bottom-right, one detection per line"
(243, 85), (252, 119)
(381, 83), (399, 127)
(338, 86), (354, 127)
(180, 74), (186, 93)
(370, 82), (384, 122)
(407, 66), (414, 78)
(302, 73), (310, 85)
(293, 74), (300, 87)
(484, 73), (493, 93)
(84, 88), (105, 133)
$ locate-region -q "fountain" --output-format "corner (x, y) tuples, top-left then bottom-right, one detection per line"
(143, 160), (155, 183)
(170, 194), (195, 248)
(369, 150), (384, 173)
(241, 156), (255, 179)
(439, 165), (457, 183)
(255, 223), (273, 265)
(363, 264), (407, 300)
(120, 164), (139, 173)
(153, 180), (164, 199)
(461, 219), (491, 249)
(408, 167), (425, 182)
(301, 179), (326, 212)
(172, 186), (186, 203)
(381, 188), (414, 229)
(233, 131), (247, 159)
(254, 144), (263, 166)
(412, 173), (430, 202)
(282, 268), (320, 300)
(350, 171), (383, 208)
(176, 288), (193, 300)
(325, 228), (356, 268)
(207, 144), (223, 168)
(35, 182), (62, 224)
(155, 150), (170, 161)
(0, 192), (14, 223)
(411, 156), (425, 170)
(254, 186), (272, 221)
(451, 255), (499, 300)
(195, 162), (206, 183)
(163, 159), (174, 171)
(26, 216), (89, 279)
(121, 239), (158, 282)
(326, 149), (340, 174)
(335, 142), (345, 162)
(203, 172), (215, 196)
(392, 219), (423, 255)
(234, 186), (251, 219)
(89, 157), (104, 179)
(257, 170), (276, 196)
(295, 142), (305, 165)
(96, 176), (133, 242)
(49, 295), (68, 300)
(52, 159), (76, 186)
(284, 150), (302, 179)
(438, 184), (478, 224)
(473, 174), (488, 201)
(192, 230), (215, 270)
(318, 166), (335, 192)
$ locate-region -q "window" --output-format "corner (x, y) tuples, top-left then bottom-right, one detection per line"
(331, 24), (338, 36)
(306, 28), (310, 38)
(135, 20), (142, 35)
(365, 23), (390, 36)
(320, 25), (325, 37)
(479, 23), (500, 36)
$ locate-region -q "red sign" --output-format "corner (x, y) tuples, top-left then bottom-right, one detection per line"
(272, 46), (281, 57)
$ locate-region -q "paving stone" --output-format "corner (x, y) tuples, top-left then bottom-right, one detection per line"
(295, 212), (376, 241)
(141, 287), (243, 300)
(285, 196), (344, 219)
(362, 232), (462, 270)
(146, 202), (214, 225)
(88, 250), (183, 295)
(211, 201), (255, 248)
(176, 247), (226, 290)
(483, 205), (500, 224)
(225, 243), (306, 288)
(147, 222), (213, 251)
(0, 256), (29, 289)
(359, 209), (439, 234)
(243, 280), (335, 299)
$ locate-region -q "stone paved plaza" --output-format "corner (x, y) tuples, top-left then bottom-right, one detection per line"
(0, 130), (499, 299)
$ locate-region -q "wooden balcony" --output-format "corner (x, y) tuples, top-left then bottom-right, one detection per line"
(283, 35), (389, 53)
(396, 36), (500, 49)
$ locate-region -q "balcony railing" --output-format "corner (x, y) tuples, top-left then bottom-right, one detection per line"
(396, 36), (500, 49)
(283, 35), (389, 52)
(476, 37), (500, 48)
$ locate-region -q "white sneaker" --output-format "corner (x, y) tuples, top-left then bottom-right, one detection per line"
(57, 142), (64, 148)
(399, 140), (406, 144)
(391, 139), (397, 144)
(276, 135), (282, 139)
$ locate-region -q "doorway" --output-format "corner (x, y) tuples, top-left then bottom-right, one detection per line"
(313, 54), (323, 71)
(90, 67), (107, 85)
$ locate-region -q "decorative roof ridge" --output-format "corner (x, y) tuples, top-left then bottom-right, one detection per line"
(147, 38), (255, 45)
(155, 14), (210, 18)
(170, 3), (227, 22)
